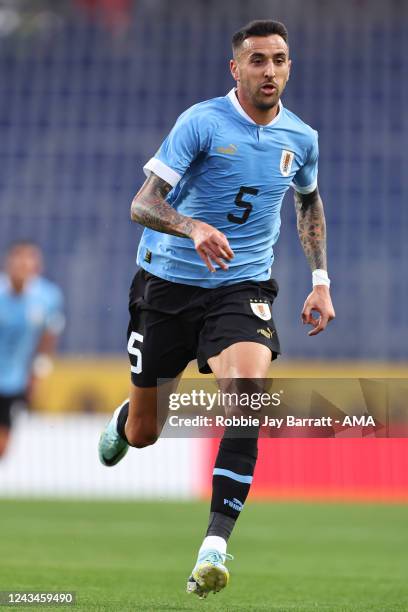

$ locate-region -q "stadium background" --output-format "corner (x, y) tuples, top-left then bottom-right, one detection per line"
(0, 2), (407, 609)
(0, 0), (407, 496)
(1, 0), (407, 360)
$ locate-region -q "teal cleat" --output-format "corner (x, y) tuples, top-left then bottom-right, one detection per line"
(186, 550), (233, 599)
(98, 401), (129, 466)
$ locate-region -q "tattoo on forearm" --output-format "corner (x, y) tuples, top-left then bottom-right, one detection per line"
(130, 174), (193, 238)
(294, 188), (327, 270)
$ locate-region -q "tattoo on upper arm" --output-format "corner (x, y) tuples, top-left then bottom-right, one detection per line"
(130, 173), (193, 238)
(294, 188), (327, 270)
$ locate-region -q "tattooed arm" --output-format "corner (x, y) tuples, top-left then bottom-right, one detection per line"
(294, 187), (327, 271)
(294, 188), (335, 335)
(130, 173), (192, 237)
(131, 172), (234, 272)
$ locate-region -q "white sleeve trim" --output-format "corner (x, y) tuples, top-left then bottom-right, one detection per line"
(143, 158), (182, 188)
(292, 179), (318, 195)
(46, 313), (66, 335)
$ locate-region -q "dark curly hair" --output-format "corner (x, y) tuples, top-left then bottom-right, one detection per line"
(232, 20), (288, 54)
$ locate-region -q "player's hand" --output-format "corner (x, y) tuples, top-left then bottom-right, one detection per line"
(190, 220), (234, 273)
(301, 285), (335, 336)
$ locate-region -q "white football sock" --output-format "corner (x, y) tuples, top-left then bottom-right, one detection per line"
(199, 535), (227, 556)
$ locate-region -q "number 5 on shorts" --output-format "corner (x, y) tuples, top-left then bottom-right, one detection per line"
(128, 331), (143, 374)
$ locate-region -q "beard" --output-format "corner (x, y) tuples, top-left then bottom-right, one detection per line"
(239, 78), (281, 110)
(252, 88), (280, 110)
(253, 96), (279, 110)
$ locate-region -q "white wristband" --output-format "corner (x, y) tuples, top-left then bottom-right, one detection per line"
(32, 354), (54, 378)
(312, 268), (331, 288)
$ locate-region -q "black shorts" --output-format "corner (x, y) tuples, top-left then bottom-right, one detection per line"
(127, 269), (281, 387)
(0, 394), (25, 428)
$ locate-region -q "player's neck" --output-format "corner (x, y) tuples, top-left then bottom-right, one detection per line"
(9, 277), (25, 294)
(235, 89), (280, 126)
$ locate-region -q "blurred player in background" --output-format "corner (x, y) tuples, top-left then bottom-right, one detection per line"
(99, 20), (335, 598)
(0, 241), (65, 458)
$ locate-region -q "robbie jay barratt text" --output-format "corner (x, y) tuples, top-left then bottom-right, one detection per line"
(168, 415), (377, 428)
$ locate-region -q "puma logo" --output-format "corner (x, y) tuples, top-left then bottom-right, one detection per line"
(217, 144), (238, 155)
(257, 328), (274, 339)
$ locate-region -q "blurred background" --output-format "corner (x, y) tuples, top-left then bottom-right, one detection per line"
(1, 0), (407, 358)
(0, 0), (407, 509)
(1, 2), (407, 609)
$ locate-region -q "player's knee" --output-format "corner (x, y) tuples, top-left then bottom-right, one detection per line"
(125, 423), (158, 448)
(220, 366), (267, 379)
(220, 365), (266, 393)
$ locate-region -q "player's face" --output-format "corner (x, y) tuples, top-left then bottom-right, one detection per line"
(6, 246), (42, 287)
(231, 35), (291, 110)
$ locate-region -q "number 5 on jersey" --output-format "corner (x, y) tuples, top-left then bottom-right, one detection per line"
(128, 331), (143, 374)
(228, 186), (259, 225)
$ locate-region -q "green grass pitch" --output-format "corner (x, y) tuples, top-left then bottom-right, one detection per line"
(0, 499), (407, 611)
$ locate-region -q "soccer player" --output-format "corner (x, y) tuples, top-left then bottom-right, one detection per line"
(0, 241), (65, 457)
(99, 20), (335, 597)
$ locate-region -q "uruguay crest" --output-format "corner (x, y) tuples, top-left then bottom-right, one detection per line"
(280, 149), (294, 177)
(250, 299), (272, 321)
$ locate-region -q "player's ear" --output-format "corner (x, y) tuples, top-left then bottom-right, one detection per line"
(230, 58), (239, 82)
(286, 58), (292, 82)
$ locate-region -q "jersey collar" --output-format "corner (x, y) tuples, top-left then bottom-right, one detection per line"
(227, 88), (282, 127)
(0, 274), (34, 296)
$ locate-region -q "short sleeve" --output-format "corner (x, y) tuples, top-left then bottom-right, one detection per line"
(292, 130), (319, 194)
(143, 106), (208, 188)
(45, 287), (65, 335)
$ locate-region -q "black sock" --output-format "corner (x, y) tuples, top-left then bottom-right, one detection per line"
(116, 400), (129, 443)
(206, 511), (236, 541)
(206, 428), (259, 541)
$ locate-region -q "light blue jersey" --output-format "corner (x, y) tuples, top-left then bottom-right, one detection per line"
(0, 275), (65, 395)
(138, 88), (318, 288)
